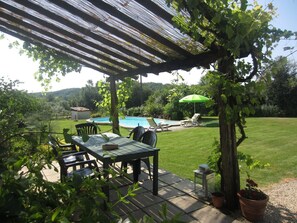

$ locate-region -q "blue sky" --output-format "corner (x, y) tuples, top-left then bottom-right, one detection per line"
(1, 0), (296, 92)
(264, 0), (297, 57)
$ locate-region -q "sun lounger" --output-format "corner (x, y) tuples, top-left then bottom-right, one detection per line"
(180, 113), (201, 127)
(146, 117), (169, 131)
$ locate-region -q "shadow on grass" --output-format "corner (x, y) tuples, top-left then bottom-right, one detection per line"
(202, 122), (219, 127)
(200, 117), (219, 127)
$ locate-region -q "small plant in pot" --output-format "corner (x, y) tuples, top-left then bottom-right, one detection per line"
(237, 177), (269, 222)
(211, 191), (224, 209)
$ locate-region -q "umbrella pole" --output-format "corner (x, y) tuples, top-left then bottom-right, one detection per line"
(194, 103), (196, 114)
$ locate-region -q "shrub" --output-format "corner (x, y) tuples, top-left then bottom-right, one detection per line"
(126, 106), (144, 116)
(143, 102), (164, 117)
(255, 104), (281, 117)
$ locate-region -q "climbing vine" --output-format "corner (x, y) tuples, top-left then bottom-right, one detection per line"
(166, 0), (296, 209)
(96, 77), (133, 118)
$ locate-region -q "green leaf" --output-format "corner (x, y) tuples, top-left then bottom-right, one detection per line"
(82, 131), (90, 142)
(242, 106), (250, 115)
(63, 128), (72, 143)
(212, 14), (221, 23)
(226, 25), (234, 39)
(221, 94), (227, 103)
(14, 158), (25, 169)
(240, 0), (248, 11)
(51, 208), (61, 221)
(101, 133), (110, 142)
(236, 95), (242, 105)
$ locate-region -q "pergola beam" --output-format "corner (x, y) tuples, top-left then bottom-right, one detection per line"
(0, 2), (134, 71)
(120, 49), (224, 76)
(0, 23), (116, 76)
(0, 0), (216, 79)
(88, 0), (193, 58)
(48, 0), (168, 62)
(10, 0), (157, 66)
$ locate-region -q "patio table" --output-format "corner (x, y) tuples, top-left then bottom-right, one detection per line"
(71, 133), (159, 199)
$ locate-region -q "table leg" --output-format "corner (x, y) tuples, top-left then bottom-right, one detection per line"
(132, 159), (140, 183)
(122, 161), (128, 173)
(194, 172), (197, 192)
(102, 161), (110, 201)
(152, 151), (158, 195)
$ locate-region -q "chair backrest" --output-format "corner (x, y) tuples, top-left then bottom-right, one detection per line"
(75, 123), (98, 136)
(129, 126), (146, 141)
(48, 135), (68, 175)
(140, 130), (157, 147)
(192, 113), (200, 122)
(48, 134), (66, 147)
(48, 134), (60, 156)
(146, 117), (157, 128)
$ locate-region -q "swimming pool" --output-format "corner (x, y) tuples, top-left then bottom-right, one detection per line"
(88, 116), (180, 128)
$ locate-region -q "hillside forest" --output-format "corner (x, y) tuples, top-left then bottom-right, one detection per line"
(27, 57), (297, 121)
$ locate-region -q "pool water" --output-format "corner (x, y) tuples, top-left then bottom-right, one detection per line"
(88, 116), (180, 128)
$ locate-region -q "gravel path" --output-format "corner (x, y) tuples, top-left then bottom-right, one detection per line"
(260, 178), (297, 223)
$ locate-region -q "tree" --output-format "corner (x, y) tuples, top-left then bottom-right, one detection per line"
(165, 74), (192, 120)
(78, 80), (102, 111)
(0, 77), (142, 222)
(166, 0), (296, 209)
(264, 57), (297, 116)
(126, 80), (153, 108)
(3, 0), (295, 211)
(0, 77), (40, 171)
(97, 78), (133, 134)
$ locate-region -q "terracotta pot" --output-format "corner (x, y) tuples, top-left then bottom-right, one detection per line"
(237, 192), (269, 222)
(211, 192), (224, 209)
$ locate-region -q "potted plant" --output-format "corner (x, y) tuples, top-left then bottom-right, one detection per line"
(237, 177), (269, 222)
(211, 191), (224, 209)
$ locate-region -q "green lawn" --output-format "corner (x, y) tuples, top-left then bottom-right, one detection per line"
(51, 117), (297, 188)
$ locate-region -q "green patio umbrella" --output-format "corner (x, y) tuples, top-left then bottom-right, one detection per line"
(179, 94), (210, 113)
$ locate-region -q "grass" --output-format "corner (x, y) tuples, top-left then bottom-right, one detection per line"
(238, 118), (297, 186)
(51, 117), (297, 189)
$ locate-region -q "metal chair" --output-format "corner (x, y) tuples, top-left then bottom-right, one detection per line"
(49, 137), (99, 182)
(48, 134), (89, 160)
(122, 126), (146, 171)
(48, 134), (76, 152)
(75, 122), (98, 136)
(138, 130), (157, 179)
(124, 130), (157, 180)
(127, 126), (146, 141)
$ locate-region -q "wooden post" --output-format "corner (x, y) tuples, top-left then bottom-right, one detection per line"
(218, 105), (240, 209)
(109, 76), (120, 134)
(218, 58), (240, 210)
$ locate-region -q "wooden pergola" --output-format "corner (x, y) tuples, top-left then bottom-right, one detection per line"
(0, 0), (223, 132)
(1, 0), (266, 210)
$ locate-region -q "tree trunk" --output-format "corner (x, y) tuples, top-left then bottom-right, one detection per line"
(218, 108), (240, 209)
(218, 59), (240, 210)
(109, 77), (120, 134)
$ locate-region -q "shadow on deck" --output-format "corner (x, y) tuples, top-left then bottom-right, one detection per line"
(42, 162), (246, 223)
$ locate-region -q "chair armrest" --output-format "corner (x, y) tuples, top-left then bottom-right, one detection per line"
(127, 130), (134, 138)
(59, 143), (76, 149)
(61, 150), (79, 155)
(65, 159), (98, 168)
(62, 151), (87, 158)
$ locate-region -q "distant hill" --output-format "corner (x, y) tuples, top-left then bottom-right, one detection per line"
(31, 82), (172, 103)
(31, 88), (80, 99)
